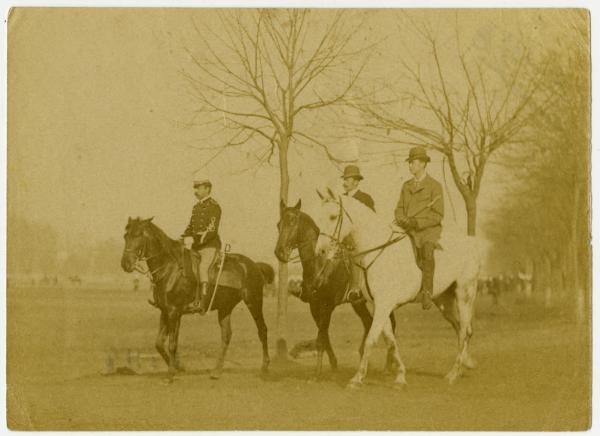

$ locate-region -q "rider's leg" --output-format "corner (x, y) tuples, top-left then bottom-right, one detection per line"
(188, 250), (202, 307)
(197, 247), (217, 314)
(346, 257), (364, 302)
(420, 242), (435, 310)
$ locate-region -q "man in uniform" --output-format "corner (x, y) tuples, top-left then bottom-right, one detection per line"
(341, 165), (375, 302)
(394, 147), (444, 310)
(182, 178), (222, 314)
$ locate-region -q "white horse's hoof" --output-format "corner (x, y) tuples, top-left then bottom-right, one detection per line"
(393, 381), (408, 391)
(346, 380), (362, 390)
(463, 356), (478, 369)
(445, 371), (459, 385)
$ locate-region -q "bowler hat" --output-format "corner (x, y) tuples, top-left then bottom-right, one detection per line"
(341, 165), (364, 180)
(406, 147), (431, 163)
(193, 178), (212, 188)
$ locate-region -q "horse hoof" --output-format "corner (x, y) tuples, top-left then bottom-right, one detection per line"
(346, 380), (362, 390)
(445, 372), (459, 385)
(210, 369), (222, 380)
(393, 382), (408, 391)
(463, 357), (478, 369)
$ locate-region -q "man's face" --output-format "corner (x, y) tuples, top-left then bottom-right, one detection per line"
(194, 184), (210, 200)
(342, 177), (360, 193)
(409, 159), (426, 176)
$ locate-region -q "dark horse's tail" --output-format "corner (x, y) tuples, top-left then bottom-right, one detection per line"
(256, 262), (275, 285)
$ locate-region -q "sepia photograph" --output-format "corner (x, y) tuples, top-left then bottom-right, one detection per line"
(5, 6), (591, 430)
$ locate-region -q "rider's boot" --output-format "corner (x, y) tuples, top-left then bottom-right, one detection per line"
(197, 282), (211, 315)
(345, 264), (365, 303)
(420, 244), (435, 310)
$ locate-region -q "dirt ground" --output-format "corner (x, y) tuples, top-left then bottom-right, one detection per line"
(7, 285), (591, 430)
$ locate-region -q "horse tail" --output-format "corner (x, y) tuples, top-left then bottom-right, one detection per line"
(256, 262), (275, 285)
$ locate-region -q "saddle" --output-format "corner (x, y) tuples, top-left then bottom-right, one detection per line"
(182, 250), (243, 290)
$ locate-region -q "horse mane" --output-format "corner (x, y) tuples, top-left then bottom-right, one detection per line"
(299, 210), (320, 238)
(147, 222), (182, 261)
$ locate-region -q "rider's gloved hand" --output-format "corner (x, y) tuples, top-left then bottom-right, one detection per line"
(183, 236), (194, 249)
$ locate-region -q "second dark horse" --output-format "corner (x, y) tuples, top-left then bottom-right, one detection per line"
(275, 201), (397, 378)
(121, 217), (273, 381)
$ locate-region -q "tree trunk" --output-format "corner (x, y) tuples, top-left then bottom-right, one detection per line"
(465, 196), (477, 236)
(276, 139), (290, 360)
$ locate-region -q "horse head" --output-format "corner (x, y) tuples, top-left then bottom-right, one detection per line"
(121, 216), (154, 272)
(274, 199), (302, 262)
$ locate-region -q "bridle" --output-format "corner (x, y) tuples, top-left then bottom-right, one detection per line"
(279, 210), (319, 263)
(124, 230), (170, 281)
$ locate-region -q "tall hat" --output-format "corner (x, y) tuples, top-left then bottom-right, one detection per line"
(193, 178), (212, 188)
(406, 147), (431, 163)
(341, 165), (364, 180)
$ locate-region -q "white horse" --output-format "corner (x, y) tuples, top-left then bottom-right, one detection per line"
(315, 189), (481, 388)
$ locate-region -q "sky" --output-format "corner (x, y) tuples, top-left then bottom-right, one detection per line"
(7, 8), (583, 263)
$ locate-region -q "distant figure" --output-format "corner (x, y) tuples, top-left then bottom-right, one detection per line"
(69, 275), (82, 287)
(132, 278), (140, 292)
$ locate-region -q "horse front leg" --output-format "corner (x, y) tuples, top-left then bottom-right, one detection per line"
(380, 318), (407, 389)
(350, 301), (372, 357)
(210, 307), (233, 379)
(166, 309), (181, 382)
(348, 302), (392, 390)
(312, 300), (336, 380)
(155, 310), (169, 368)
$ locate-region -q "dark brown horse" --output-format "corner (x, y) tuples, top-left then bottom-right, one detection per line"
(275, 201), (397, 378)
(121, 217), (272, 381)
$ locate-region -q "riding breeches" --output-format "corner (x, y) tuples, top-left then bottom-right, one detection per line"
(417, 241), (436, 294)
(190, 247), (217, 283)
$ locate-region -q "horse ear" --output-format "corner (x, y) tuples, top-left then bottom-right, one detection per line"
(316, 189), (325, 200)
(294, 199), (301, 210)
(326, 187), (335, 200)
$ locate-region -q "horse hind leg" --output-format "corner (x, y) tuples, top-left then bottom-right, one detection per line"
(435, 283), (477, 370)
(444, 281), (477, 384)
(245, 292), (270, 374)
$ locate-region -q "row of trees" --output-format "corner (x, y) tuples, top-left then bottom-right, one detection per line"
(7, 215), (124, 278)
(178, 10), (590, 356)
(482, 12), (590, 315)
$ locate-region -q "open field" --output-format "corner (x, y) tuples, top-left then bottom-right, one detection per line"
(7, 285), (590, 430)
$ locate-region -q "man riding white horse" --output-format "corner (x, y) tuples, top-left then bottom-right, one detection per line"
(182, 178), (222, 314)
(394, 147), (444, 310)
(341, 164), (375, 303)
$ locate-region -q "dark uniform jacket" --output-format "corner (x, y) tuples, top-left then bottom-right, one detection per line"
(182, 197), (222, 250)
(394, 174), (444, 247)
(351, 190), (375, 212)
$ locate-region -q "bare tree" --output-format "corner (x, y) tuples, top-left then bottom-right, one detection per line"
(179, 9), (371, 358)
(354, 14), (550, 236)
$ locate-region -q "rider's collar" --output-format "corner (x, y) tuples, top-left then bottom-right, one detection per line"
(344, 188), (359, 197)
(414, 172), (427, 183)
(199, 196), (212, 203)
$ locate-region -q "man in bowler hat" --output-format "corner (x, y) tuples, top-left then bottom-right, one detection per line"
(394, 147), (444, 310)
(341, 165), (375, 302)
